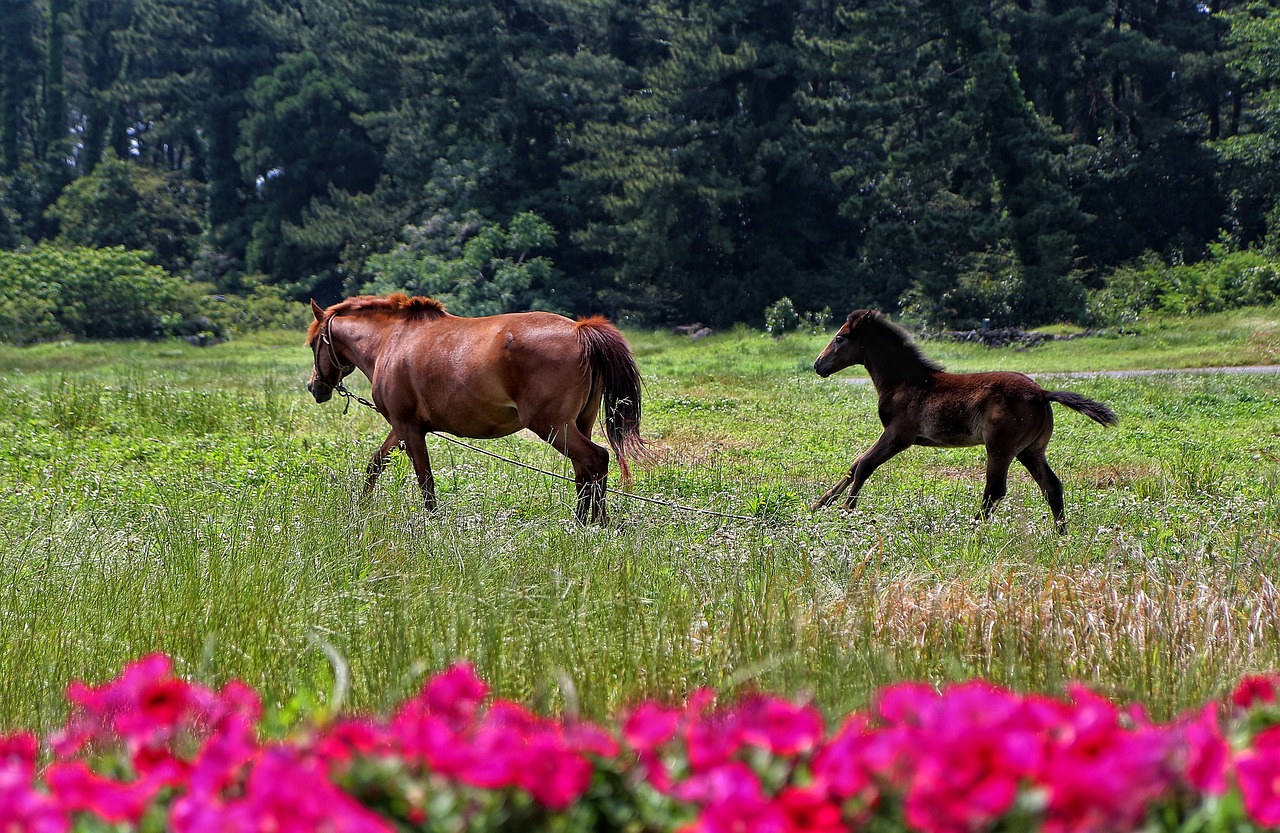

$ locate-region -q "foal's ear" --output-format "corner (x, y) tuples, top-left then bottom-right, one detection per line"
(310, 299), (325, 321)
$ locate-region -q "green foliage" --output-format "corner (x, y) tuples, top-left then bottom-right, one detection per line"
(763, 296), (831, 337)
(0, 245), (203, 343)
(198, 280), (310, 337)
(362, 211), (566, 317)
(1090, 245), (1280, 326)
(45, 153), (204, 274)
(0, 0), (1277, 329)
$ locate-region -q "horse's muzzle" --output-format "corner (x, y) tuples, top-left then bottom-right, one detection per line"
(814, 359), (833, 378)
(307, 380), (333, 403)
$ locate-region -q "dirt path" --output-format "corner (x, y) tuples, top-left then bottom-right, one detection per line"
(836, 365), (1280, 383)
(1031, 365), (1280, 379)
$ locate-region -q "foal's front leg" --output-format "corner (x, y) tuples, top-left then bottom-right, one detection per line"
(812, 431), (911, 512)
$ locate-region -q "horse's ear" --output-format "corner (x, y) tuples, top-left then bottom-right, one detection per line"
(310, 299), (325, 321)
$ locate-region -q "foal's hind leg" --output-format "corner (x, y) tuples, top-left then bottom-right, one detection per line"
(1017, 447), (1066, 533)
(363, 430), (399, 498)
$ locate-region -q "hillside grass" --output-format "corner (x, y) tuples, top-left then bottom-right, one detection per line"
(1, 307), (1279, 735)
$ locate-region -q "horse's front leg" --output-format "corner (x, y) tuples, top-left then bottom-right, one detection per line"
(393, 426), (437, 510)
(812, 431), (911, 512)
(979, 449), (1015, 522)
(363, 430), (400, 499)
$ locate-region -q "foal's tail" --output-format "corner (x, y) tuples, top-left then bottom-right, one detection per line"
(1047, 390), (1120, 427)
(576, 317), (647, 485)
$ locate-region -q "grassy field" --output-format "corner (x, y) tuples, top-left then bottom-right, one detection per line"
(2, 308), (1279, 735)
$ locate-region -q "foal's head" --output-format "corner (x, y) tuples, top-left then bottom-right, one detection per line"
(305, 299), (355, 403)
(813, 309), (942, 380)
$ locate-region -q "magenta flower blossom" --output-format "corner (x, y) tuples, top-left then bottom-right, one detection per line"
(44, 760), (175, 824)
(734, 694), (825, 757)
(25, 654), (1280, 832)
(1233, 674), (1280, 710)
(0, 733), (69, 833)
(170, 744), (394, 833)
(1235, 724), (1280, 826)
(1177, 704), (1228, 795)
(623, 702), (683, 752)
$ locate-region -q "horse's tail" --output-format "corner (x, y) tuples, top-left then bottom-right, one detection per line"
(1047, 391), (1119, 427)
(576, 316), (647, 485)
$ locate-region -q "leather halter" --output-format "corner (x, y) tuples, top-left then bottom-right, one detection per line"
(316, 314), (354, 388)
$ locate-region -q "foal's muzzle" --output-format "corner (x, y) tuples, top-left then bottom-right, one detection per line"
(814, 358), (834, 378)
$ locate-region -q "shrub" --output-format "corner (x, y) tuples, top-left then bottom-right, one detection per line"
(362, 210), (568, 317)
(0, 245), (204, 344)
(1090, 245), (1280, 325)
(197, 280), (311, 337)
(765, 297), (833, 337)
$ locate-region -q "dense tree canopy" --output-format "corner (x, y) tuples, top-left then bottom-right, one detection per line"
(1, 0), (1278, 328)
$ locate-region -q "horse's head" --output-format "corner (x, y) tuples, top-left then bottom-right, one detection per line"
(813, 310), (878, 377)
(306, 299), (355, 403)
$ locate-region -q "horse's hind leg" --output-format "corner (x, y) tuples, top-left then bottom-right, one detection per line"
(535, 422), (609, 524)
(1017, 447), (1066, 533)
(363, 430), (399, 498)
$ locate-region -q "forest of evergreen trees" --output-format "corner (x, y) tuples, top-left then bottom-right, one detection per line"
(1, 0), (1279, 330)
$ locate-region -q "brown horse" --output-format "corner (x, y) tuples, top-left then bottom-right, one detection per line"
(306, 293), (645, 523)
(811, 310), (1118, 532)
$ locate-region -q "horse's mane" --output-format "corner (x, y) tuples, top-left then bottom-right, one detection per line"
(306, 293), (448, 344)
(851, 310), (945, 377)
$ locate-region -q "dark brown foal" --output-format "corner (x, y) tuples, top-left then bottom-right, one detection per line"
(811, 310), (1118, 532)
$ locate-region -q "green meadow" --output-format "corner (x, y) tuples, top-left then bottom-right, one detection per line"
(2, 309), (1280, 735)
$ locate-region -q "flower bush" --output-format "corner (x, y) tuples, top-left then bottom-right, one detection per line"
(8, 656), (1280, 832)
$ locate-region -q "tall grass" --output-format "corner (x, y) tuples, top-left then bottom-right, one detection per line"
(2, 310), (1279, 735)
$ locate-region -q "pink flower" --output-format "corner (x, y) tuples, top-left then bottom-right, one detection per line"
(1233, 675), (1280, 710)
(51, 653), (261, 769)
(1177, 704), (1228, 795)
(513, 734), (595, 809)
(45, 761), (173, 824)
(1037, 686), (1176, 833)
(734, 694), (825, 758)
(421, 662), (489, 728)
(680, 796), (791, 833)
(563, 720), (620, 759)
(0, 734), (68, 833)
(777, 785), (847, 833)
(810, 714), (878, 807)
(171, 745), (394, 833)
(0, 733), (39, 780)
(315, 716), (392, 764)
(671, 760), (763, 805)
(684, 708), (743, 772)
(623, 702), (682, 752)
(1236, 724), (1280, 826)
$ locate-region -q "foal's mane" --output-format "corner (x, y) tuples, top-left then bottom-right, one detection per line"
(306, 292), (448, 345)
(851, 310), (945, 376)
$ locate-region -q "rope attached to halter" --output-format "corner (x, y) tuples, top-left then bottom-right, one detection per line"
(330, 383), (760, 523)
